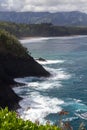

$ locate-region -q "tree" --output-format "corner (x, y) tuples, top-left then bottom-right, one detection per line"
(0, 29), (29, 57)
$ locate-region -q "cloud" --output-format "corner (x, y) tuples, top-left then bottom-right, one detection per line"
(0, 0), (87, 13)
(0, 0), (24, 11)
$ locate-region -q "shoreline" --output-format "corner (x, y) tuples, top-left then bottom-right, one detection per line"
(19, 35), (87, 41)
(0, 50), (50, 110)
(19, 36), (41, 40)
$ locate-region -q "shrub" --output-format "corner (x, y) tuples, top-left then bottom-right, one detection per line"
(0, 30), (29, 57)
(0, 108), (86, 130)
(0, 108), (61, 130)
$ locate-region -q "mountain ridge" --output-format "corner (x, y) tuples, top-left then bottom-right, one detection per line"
(0, 11), (87, 26)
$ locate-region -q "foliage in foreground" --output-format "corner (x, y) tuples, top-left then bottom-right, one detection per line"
(0, 108), (61, 130)
(0, 108), (86, 130)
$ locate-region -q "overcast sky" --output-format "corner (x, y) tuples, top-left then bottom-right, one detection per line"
(0, 0), (87, 13)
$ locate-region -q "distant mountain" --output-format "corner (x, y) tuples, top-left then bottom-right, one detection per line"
(0, 11), (87, 26)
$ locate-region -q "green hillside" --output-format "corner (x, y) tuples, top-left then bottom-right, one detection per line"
(1, 22), (87, 38)
(0, 29), (29, 57)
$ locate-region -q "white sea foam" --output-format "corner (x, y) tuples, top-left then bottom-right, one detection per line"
(52, 70), (71, 80)
(75, 113), (87, 120)
(20, 35), (87, 44)
(36, 60), (65, 65)
(63, 117), (78, 122)
(14, 58), (71, 123)
(14, 76), (45, 84)
(80, 113), (87, 120)
(17, 92), (64, 123)
(45, 66), (71, 80)
(14, 66), (70, 91)
(73, 99), (82, 103)
(14, 78), (27, 84)
(64, 98), (86, 109)
(62, 98), (87, 121)
(14, 66), (68, 123)
(14, 66), (71, 102)
(27, 81), (62, 90)
(20, 37), (51, 44)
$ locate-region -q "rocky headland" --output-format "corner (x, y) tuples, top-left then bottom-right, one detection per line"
(0, 30), (50, 110)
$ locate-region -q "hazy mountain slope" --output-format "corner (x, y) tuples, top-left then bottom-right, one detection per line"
(0, 11), (87, 26)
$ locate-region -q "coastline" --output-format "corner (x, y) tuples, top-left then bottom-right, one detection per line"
(0, 31), (50, 110)
(0, 51), (50, 109)
(19, 35), (87, 41)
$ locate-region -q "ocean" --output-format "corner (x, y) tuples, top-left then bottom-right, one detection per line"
(14, 36), (87, 129)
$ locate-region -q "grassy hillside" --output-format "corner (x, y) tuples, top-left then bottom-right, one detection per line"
(0, 29), (29, 57)
(1, 22), (87, 38)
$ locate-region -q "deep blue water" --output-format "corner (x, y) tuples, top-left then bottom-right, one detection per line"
(14, 36), (87, 129)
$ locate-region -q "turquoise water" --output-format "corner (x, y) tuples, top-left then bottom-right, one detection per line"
(15, 36), (87, 129)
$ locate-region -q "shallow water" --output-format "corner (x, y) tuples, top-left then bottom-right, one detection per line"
(14, 36), (87, 129)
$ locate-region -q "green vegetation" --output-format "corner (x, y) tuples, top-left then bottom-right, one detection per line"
(1, 22), (87, 38)
(0, 108), (86, 130)
(0, 108), (61, 130)
(0, 29), (29, 57)
(0, 22), (87, 130)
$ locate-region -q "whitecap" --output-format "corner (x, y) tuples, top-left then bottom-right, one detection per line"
(17, 92), (64, 123)
(80, 113), (87, 120)
(45, 67), (71, 80)
(63, 98), (87, 121)
(28, 82), (39, 87)
(73, 99), (82, 103)
(52, 71), (71, 80)
(14, 77), (33, 84)
(14, 59), (71, 124)
(75, 113), (87, 120)
(27, 81), (61, 91)
(63, 117), (78, 122)
(36, 60), (65, 65)
(14, 76), (45, 85)
(14, 66), (71, 92)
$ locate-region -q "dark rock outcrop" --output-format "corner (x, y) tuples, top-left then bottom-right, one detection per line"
(0, 30), (50, 110)
(0, 52), (50, 79)
(0, 82), (22, 110)
(0, 52), (50, 109)
(37, 57), (46, 62)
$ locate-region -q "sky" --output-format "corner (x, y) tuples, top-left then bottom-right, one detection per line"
(0, 0), (87, 13)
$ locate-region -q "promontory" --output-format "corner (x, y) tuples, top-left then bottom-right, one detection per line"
(0, 30), (50, 110)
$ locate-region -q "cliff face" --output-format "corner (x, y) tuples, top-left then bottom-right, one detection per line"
(0, 30), (50, 109)
(0, 52), (50, 81)
(0, 82), (22, 110)
(0, 52), (50, 109)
